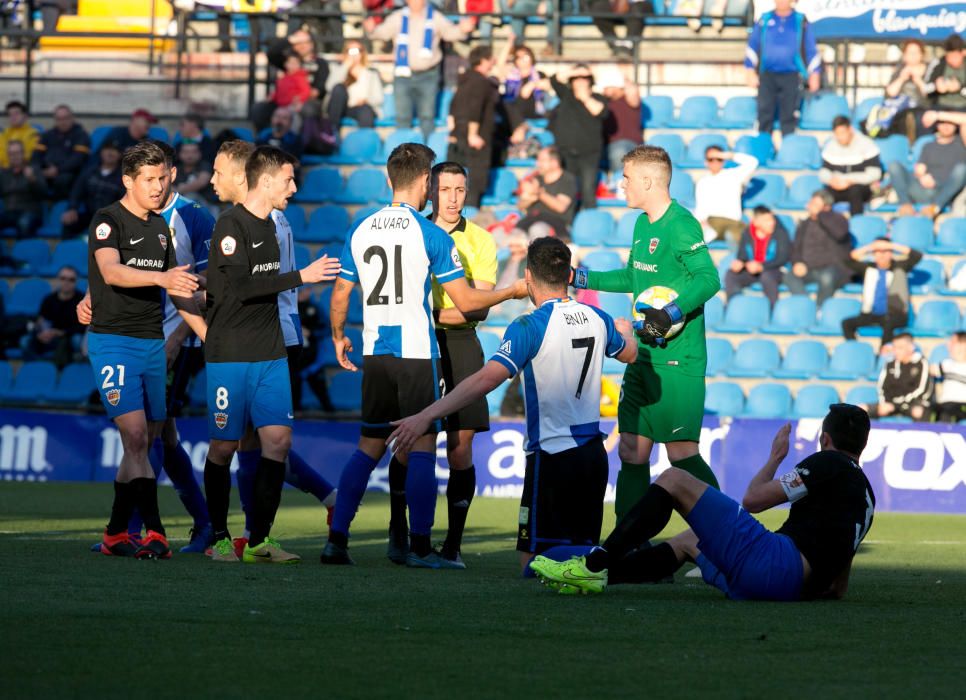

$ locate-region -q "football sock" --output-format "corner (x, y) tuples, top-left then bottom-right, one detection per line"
(521, 545), (594, 578)
(599, 483), (674, 567)
(130, 477), (165, 536)
(615, 461), (650, 521)
(671, 454), (719, 490)
(405, 451), (438, 555)
(204, 458), (232, 541)
(330, 449), (378, 543)
(285, 449), (336, 503)
(235, 449), (260, 533)
(442, 466), (475, 558)
(248, 456), (286, 548)
(127, 439), (165, 535)
(163, 441), (209, 529)
(608, 542), (683, 585)
(388, 455), (408, 533)
(107, 481), (137, 536)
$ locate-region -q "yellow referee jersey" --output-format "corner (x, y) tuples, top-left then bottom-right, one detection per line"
(432, 216), (498, 330)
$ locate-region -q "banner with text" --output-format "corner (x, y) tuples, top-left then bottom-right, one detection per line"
(795, 0), (966, 41)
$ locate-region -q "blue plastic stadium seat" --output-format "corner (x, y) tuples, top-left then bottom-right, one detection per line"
(37, 200), (69, 238)
(0, 361), (11, 395)
(716, 294), (770, 333)
(304, 205), (351, 243)
(10, 239), (50, 275)
(478, 330), (502, 360)
(318, 327), (363, 368)
(314, 284), (363, 324)
(668, 96), (719, 129)
(891, 216), (934, 251)
(594, 292), (631, 322)
(351, 205), (382, 228)
(742, 174), (786, 209)
(876, 135), (910, 169)
(148, 125), (169, 144)
(7, 278), (51, 316)
(849, 215), (887, 247)
(705, 337), (734, 377)
(820, 340), (876, 380)
(713, 96), (757, 130)
(376, 93), (396, 126)
(735, 133), (775, 164)
(641, 95), (674, 128)
(809, 297), (861, 335)
(793, 384), (841, 418)
(89, 125), (112, 156)
(910, 300), (962, 337)
(571, 209), (615, 247)
(768, 134), (822, 169)
(481, 168), (518, 206)
(704, 294), (724, 330)
(284, 204), (306, 240)
(939, 259), (966, 297)
(741, 383), (793, 418)
(375, 128), (425, 164)
(777, 173), (824, 210)
(293, 167), (343, 203)
(705, 381), (745, 416)
(930, 217), (966, 254)
(930, 343), (950, 365)
(612, 210), (637, 247)
(45, 363), (95, 405)
(761, 294), (816, 334)
(725, 338), (781, 378)
(799, 93), (850, 130)
(845, 384), (879, 406)
(328, 371), (363, 411)
(646, 133), (685, 166)
(853, 97), (881, 126)
(426, 130), (450, 160)
(680, 133), (729, 169)
(3, 361), (57, 403)
(581, 249), (623, 272)
(324, 128), (382, 165)
(908, 259), (945, 294)
(293, 244), (310, 270)
(333, 169), (391, 205)
(773, 339), (829, 379)
(40, 239), (88, 277)
(669, 170), (695, 209)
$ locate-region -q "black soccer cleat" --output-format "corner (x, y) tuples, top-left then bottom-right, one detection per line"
(319, 541), (355, 566)
(386, 526), (409, 565)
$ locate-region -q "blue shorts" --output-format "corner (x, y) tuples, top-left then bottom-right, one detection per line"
(688, 487), (804, 601)
(206, 359), (293, 440)
(88, 332), (167, 421)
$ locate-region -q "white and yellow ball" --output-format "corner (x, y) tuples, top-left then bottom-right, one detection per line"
(634, 286), (685, 339)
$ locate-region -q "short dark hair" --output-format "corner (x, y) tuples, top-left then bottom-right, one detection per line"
(217, 139), (255, 166)
(152, 139), (176, 167)
(513, 45), (535, 63)
(469, 44), (493, 67)
(527, 237), (572, 287)
(813, 189), (834, 207)
(541, 145), (561, 165)
(183, 112), (205, 130)
(944, 33), (964, 52)
(822, 404), (871, 456)
(5, 100), (27, 114)
(121, 140), (166, 179)
(953, 330), (966, 343)
(892, 331), (914, 343)
(704, 145), (724, 157)
(387, 142), (435, 191)
(431, 161), (467, 185)
(58, 265), (79, 278)
(246, 145), (298, 188)
(832, 115), (852, 129)
(752, 205), (773, 217)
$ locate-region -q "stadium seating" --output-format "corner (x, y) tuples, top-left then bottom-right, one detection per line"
(293, 244), (310, 270)
(773, 339), (829, 379)
(376, 128), (425, 163)
(328, 371), (362, 411)
(768, 135), (822, 170)
(668, 96), (718, 129)
(931, 218), (966, 254)
(293, 167), (343, 203)
(741, 383), (792, 418)
(844, 384), (879, 406)
(713, 96), (757, 130)
(324, 128), (381, 166)
(669, 171), (695, 209)
(10, 239), (50, 275)
(820, 340), (876, 380)
(742, 174), (786, 209)
(478, 330), (502, 359)
(939, 259), (966, 297)
(0, 361), (11, 396)
(909, 300), (962, 337)
(876, 135), (910, 168)
(305, 205), (351, 243)
(318, 327), (363, 367)
(705, 337), (734, 377)
(7, 278), (51, 316)
(612, 211), (637, 247)
(594, 292), (631, 321)
(640, 95), (674, 128)
(735, 133), (775, 164)
(680, 133), (729, 168)
(704, 294), (724, 330)
(850, 215), (887, 247)
(427, 131), (450, 160)
(481, 168), (518, 206)
(285, 204), (306, 239)
(41, 240), (88, 277)
(716, 294), (770, 333)
(929, 343), (950, 364)
(333, 169), (391, 205)
(777, 174), (824, 210)
(571, 209), (615, 246)
(351, 205), (382, 227)
(809, 297), (861, 335)
(793, 384), (841, 418)
(646, 133), (685, 167)
(799, 93), (851, 130)
(36, 200), (69, 238)
(725, 338), (781, 378)
(908, 259), (944, 294)
(891, 216), (934, 251)
(2, 361), (57, 403)
(581, 249), (623, 272)
(761, 295), (816, 334)
(853, 97), (881, 126)
(705, 381), (744, 416)
(45, 363), (95, 405)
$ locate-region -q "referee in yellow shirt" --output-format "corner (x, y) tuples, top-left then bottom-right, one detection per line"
(386, 162), (498, 568)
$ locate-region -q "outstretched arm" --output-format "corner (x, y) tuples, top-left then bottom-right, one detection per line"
(741, 423), (792, 513)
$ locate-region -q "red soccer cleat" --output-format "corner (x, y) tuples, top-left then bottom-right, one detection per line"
(135, 531), (172, 560)
(100, 530), (139, 557)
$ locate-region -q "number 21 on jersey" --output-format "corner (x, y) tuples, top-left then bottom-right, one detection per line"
(364, 245), (404, 306)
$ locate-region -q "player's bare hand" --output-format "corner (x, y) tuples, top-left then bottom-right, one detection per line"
(333, 335), (357, 371)
(770, 423), (791, 463)
(160, 265), (199, 296)
(301, 254), (341, 284)
(510, 278), (529, 299)
(614, 317), (634, 339)
(387, 413), (431, 457)
(75, 293), (92, 325)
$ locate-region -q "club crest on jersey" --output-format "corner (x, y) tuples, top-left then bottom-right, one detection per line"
(159, 233), (168, 250)
(221, 236), (236, 256)
(214, 412), (228, 429)
(106, 389), (121, 406)
(649, 237), (659, 255)
(95, 222), (111, 240)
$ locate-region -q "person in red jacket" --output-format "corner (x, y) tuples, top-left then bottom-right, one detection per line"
(269, 51), (312, 111)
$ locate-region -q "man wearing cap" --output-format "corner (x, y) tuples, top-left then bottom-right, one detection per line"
(107, 108), (158, 153)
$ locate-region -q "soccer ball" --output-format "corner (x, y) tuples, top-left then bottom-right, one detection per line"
(634, 286), (685, 339)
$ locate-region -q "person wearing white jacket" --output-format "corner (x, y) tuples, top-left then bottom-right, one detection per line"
(819, 116), (882, 215)
(693, 148), (758, 244)
(325, 41), (385, 128)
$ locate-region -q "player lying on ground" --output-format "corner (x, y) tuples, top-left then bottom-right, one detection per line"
(388, 237), (638, 573)
(531, 404), (876, 600)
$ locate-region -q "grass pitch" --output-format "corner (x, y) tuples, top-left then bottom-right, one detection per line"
(2, 482), (965, 699)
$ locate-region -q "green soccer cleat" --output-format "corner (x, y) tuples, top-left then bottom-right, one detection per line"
(210, 537), (239, 563)
(529, 555), (608, 594)
(242, 538), (301, 564)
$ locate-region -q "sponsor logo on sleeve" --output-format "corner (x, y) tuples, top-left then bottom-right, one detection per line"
(95, 223), (111, 240)
(221, 236), (237, 256)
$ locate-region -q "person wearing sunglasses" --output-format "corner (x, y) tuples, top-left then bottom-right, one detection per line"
(693, 145), (758, 245)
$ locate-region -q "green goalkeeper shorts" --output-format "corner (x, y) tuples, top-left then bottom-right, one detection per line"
(617, 361), (706, 443)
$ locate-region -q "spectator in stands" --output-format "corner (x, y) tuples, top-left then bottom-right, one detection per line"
(365, 0), (474, 140)
(268, 49), (313, 112)
(888, 117), (966, 219)
(873, 39), (930, 142)
(925, 33), (966, 112)
(819, 115), (882, 216)
(693, 147), (758, 244)
(289, 0), (344, 53)
(513, 145), (578, 241)
(0, 100), (39, 167)
(932, 331), (966, 423)
(724, 206), (790, 308)
(785, 190), (852, 305)
(106, 108), (155, 153)
(497, 42), (551, 145)
(26, 265), (85, 368)
(62, 139), (123, 236)
(0, 140), (45, 237)
(858, 332), (932, 420)
(29, 104), (90, 201)
(176, 113), (215, 163)
(744, 0), (821, 137)
(549, 64), (608, 210)
(253, 29), (331, 132)
(501, 3), (556, 56)
(448, 45), (499, 208)
(841, 238), (922, 350)
(173, 140), (214, 201)
(256, 107), (304, 159)
(601, 64), (642, 182)
(589, 0), (653, 58)
(324, 40), (384, 129)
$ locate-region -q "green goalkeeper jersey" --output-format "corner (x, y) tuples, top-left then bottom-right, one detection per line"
(586, 200), (720, 375)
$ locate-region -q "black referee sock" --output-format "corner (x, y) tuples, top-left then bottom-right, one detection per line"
(388, 456), (408, 534)
(249, 456), (286, 548)
(204, 458), (232, 541)
(595, 484), (675, 568)
(608, 542), (684, 585)
(107, 481), (136, 536)
(442, 466), (475, 559)
(130, 477), (165, 536)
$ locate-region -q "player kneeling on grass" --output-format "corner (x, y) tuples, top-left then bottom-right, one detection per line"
(531, 403), (876, 600)
(389, 237), (638, 573)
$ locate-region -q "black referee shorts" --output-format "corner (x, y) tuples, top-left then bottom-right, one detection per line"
(517, 437), (609, 554)
(361, 355), (443, 439)
(165, 345), (205, 418)
(436, 327), (490, 434)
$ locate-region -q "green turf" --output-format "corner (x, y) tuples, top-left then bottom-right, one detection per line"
(2, 482), (965, 699)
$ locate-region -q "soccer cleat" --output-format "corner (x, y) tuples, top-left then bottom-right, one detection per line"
(242, 538), (301, 564)
(319, 540), (355, 565)
(135, 531), (172, 560)
(386, 526), (409, 565)
(210, 537), (240, 562)
(529, 555), (607, 594)
(232, 537), (248, 558)
(179, 524), (214, 554)
(405, 550), (466, 570)
(99, 530), (139, 557)
(439, 550), (467, 570)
